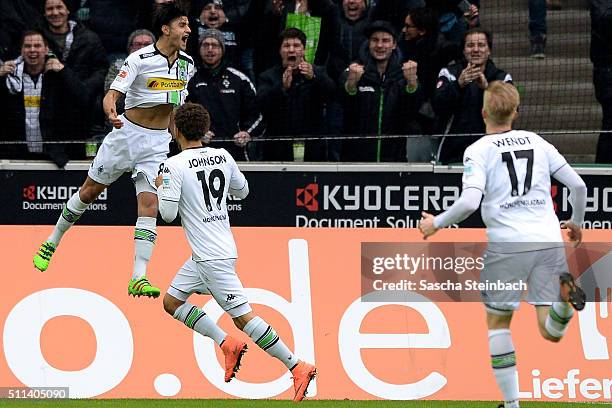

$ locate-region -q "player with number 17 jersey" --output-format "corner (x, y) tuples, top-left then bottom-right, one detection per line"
(462, 129), (567, 244)
(159, 147), (247, 261)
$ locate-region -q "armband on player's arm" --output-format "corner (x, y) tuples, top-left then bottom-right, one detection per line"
(434, 187), (482, 228)
(552, 164), (587, 225)
(158, 198), (179, 223)
(229, 179), (249, 199)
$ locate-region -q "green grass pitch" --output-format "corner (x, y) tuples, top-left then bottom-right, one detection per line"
(0, 400), (608, 407)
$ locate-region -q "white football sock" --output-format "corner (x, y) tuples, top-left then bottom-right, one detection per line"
(243, 316), (296, 369)
(133, 216), (156, 280)
(48, 192), (89, 245)
(545, 302), (574, 339)
(489, 329), (520, 408)
(173, 302), (226, 345)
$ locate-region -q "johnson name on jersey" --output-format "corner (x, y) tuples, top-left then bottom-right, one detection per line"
(462, 130), (567, 245)
(159, 147), (247, 261)
(110, 44), (194, 109)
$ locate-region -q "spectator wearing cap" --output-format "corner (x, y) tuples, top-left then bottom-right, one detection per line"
(432, 27), (512, 164)
(188, 0), (249, 75)
(187, 29), (264, 160)
(340, 20), (423, 162)
(257, 27), (335, 161)
(41, 0), (108, 150)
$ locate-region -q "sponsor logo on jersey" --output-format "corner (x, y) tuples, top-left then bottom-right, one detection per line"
(146, 77), (186, 90)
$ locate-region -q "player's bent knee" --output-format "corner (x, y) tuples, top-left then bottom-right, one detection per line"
(163, 294), (183, 316)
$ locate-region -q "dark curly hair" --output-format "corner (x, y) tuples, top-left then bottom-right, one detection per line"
(152, 2), (188, 38)
(174, 103), (210, 141)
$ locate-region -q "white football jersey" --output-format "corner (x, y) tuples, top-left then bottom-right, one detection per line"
(110, 44), (195, 109)
(462, 130), (567, 244)
(159, 147), (247, 261)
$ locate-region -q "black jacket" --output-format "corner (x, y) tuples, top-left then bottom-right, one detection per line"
(327, 8), (371, 82)
(187, 62), (264, 160)
(44, 22), (109, 140)
(340, 46), (423, 162)
(432, 58), (511, 163)
(590, 0), (612, 67)
(257, 64), (335, 160)
(0, 70), (84, 167)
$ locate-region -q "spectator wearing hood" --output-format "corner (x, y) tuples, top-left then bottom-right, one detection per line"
(340, 20), (423, 162)
(187, 29), (264, 160)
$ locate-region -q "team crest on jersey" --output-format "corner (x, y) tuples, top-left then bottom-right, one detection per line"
(178, 59), (188, 81)
(118, 70), (128, 78)
(222, 78), (230, 88)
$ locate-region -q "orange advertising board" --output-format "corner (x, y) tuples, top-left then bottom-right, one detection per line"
(1, 226), (611, 401)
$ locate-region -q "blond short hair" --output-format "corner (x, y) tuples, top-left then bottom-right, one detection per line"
(484, 81), (520, 126)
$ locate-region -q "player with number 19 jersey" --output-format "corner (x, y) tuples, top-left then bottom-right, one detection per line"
(159, 147), (247, 261)
(462, 129), (567, 244)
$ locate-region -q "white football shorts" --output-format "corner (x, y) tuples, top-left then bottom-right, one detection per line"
(481, 246), (568, 315)
(88, 114), (171, 194)
(167, 258), (251, 318)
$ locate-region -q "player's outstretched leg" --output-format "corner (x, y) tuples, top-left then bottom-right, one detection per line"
(241, 315), (316, 401)
(33, 190), (90, 271)
(129, 214), (160, 298)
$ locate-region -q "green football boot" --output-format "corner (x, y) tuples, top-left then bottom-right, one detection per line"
(33, 241), (57, 272)
(128, 276), (161, 298)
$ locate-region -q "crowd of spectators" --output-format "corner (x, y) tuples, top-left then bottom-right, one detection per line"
(0, 0), (609, 165)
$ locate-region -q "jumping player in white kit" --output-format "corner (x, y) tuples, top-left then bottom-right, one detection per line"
(419, 81), (588, 408)
(156, 103), (317, 401)
(33, 3), (195, 299)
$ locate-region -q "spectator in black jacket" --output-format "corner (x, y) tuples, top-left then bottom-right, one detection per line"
(432, 28), (512, 164)
(187, 29), (264, 160)
(0, 30), (88, 166)
(399, 7), (459, 160)
(341, 20), (423, 162)
(42, 0), (109, 145)
(257, 28), (335, 161)
(328, 0), (371, 82)
(590, 0), (612, 163)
